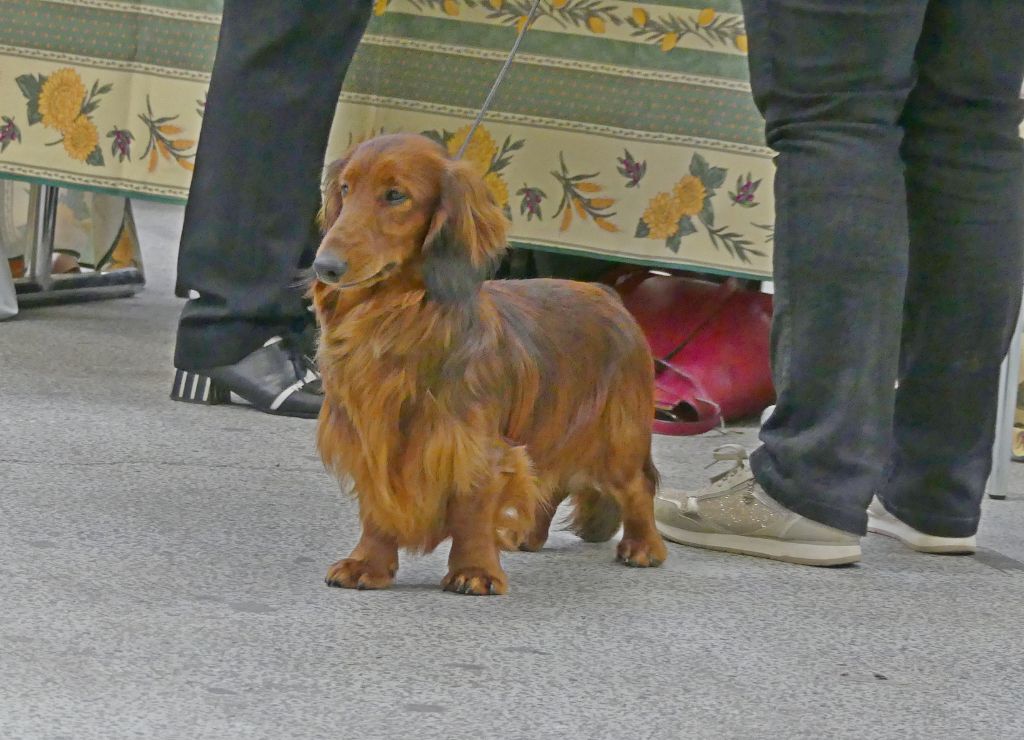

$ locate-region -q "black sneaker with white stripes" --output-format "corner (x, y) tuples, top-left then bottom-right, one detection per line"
(170, 336), (322, 419)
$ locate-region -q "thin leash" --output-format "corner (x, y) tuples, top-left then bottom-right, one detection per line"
(455, 0), (543, 160)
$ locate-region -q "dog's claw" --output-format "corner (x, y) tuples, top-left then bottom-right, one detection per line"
(616, 538), (668, 568)
(325, 557), (395, 590)
(443, 568), (507, 595)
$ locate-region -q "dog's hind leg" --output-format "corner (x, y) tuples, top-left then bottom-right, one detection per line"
(609, 464), (668, 568)
(325, 525), (399, 590)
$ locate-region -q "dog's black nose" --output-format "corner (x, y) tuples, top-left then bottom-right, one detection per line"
(313, 254), (348, 284)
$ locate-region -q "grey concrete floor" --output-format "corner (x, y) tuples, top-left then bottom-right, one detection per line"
(3, 201), (1024, 740)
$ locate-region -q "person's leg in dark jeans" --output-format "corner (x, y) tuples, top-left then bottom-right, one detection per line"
(172, 0), (371, 417)
(743, 0), (932, 535)
(654, 0), (1024, 564)
(874, 0), (1024, 540)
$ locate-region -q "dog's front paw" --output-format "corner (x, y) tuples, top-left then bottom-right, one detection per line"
(616, 537), (667, 568)
(325, 558), (395, 590)
(441, 567), (508, 596)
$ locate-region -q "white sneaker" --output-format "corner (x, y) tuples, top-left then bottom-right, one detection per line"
(867, 497), (976, 554)
(654, 445), (861, 567)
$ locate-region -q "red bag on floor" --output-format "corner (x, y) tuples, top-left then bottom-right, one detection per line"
(604, 268), (775, 436)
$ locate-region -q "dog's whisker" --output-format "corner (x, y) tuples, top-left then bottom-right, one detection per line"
(291, 267), (317, 290)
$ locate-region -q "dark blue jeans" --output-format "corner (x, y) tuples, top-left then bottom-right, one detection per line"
(743, 0), (1024, 536)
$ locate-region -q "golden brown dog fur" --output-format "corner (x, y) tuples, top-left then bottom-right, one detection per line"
(313, 133), (666, 595)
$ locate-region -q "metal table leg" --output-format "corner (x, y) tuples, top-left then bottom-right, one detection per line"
(987, 296), (1024, 500)
(9, 183), (145, 305)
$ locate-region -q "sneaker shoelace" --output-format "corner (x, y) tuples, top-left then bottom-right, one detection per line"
(669, 444), (752, 515)
(707, 444), (750, 483)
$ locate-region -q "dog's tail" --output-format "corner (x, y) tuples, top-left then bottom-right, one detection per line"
(570, 488), (621, 542)
(570, 453), (659, 542)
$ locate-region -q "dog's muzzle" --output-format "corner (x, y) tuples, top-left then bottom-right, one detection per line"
(313, 253), (348, 284)
(313, 255), (396, 289)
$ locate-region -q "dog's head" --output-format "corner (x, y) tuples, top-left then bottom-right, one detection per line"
(314, 133), (508, 303)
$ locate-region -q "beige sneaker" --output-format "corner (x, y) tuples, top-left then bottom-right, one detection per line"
(867, 497), (976, 554)
(654, 445), (861, 566)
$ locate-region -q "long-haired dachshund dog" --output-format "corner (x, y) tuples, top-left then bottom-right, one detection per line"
(312, 133), (667, 595)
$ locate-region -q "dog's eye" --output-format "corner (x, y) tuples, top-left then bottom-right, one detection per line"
(340, 184), (349, 197)
(384, 189), (407, 205)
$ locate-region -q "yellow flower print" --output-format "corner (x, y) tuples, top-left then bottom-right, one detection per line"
(735, 34), (749, 52)
(61, 116), (99, 161)
(551, 0), (569, 8)
(697, 8), (716, 26)
(672, 175), (707, 217)
(445, 125), (514, 209)
(442, 0), (459, 15)
(632, 7), (648, 26)
(447, 124), (498, 176)
(488, 0), (502, 8)
(514, 15), (529, 33)
(660, 32), (679, 52)
(373, 0), (388, 15)
(587, 16), (606, 33)
(642, 192), (685, 239)
(38, 68), (86, 132)
(484, 172), (509, 209)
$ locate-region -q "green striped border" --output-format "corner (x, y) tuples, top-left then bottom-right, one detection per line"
(1, 0), (220, 72)
(346, 42), (765, 146)
(340, 92), (771, 157)
(370, 12), (752, 82)
(0, 166), (189, 204)
(520, 240), (769, 279)
(42, 0), (223, 17)
(2, 2), (751, 82)
(0, 44), (212, 82)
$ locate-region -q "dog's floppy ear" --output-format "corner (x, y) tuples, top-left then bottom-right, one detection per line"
(421, 159), (509, 303)
(318, 154), (352, 231)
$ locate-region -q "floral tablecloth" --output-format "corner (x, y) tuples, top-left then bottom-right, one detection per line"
(0, 0), (775, 277)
